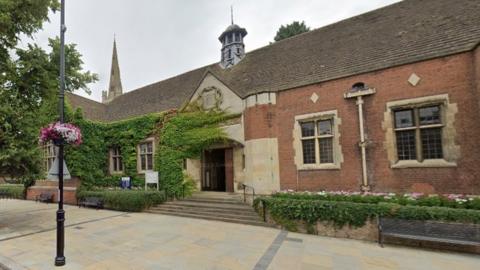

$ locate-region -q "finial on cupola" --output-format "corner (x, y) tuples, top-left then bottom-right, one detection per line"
(219, 6), (247, 69)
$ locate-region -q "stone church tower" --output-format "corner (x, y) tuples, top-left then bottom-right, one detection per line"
(102, 38), (123, 103)
(219, 10), (247, 68)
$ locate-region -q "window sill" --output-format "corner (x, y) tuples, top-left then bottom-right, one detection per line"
(391, 159), (457, 169)
(109, 171), (124, 175)
(298, 163), (341, 171)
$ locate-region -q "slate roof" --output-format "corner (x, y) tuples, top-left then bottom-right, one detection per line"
(66, 92), (107, 121)
(69, 0), (480, 122)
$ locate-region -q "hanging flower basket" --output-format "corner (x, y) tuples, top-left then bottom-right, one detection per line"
(39, 122), (82, 146)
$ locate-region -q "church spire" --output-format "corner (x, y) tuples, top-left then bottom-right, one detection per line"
(102, 36), (123, 103)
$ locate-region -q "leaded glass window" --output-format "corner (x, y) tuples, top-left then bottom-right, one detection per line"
(300, 119), (334, 164)
(393, 105), (443, 161)
(139, 141), (154, 171)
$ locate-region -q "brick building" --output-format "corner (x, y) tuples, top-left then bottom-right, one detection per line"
(67, 0), (480, 194)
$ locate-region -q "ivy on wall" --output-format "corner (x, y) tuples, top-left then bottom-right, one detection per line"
(156, 110), (239, 197)
(61, 100), (237, 193)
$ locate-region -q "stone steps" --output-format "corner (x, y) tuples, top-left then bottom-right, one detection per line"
(151, 205), (259, 218)
(147, 192), (270, 227)
(146, 209), (270, 227)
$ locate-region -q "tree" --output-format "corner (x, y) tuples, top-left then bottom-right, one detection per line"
(0, 1), (98, 183)
(273, 21), (311, 42)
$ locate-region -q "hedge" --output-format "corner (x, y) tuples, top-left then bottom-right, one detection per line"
(272, 192), (480, 210)
(0, 184), (25, 199)
(255, 197), (480, 229)
(76, 189), (165, 212)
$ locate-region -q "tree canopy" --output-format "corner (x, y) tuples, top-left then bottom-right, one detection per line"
(0, 0), (97, 183)
(273, 21), (311, 42)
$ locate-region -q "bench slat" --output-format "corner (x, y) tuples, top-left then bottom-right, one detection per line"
(382, 232), (480, 245)
(379, 217), (480, 248)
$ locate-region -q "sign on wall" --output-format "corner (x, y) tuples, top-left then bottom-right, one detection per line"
(145, 171), (159, 191)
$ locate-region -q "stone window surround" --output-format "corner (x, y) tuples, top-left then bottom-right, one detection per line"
(137, 137), (155, 174)
(109, 147), (123, 175)
(42, 143), (57, 173)
(383, 94), (459, 168)
(293, 110), (343, 170)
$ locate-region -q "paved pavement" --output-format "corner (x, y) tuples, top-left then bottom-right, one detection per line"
(0, 199), (479, 270)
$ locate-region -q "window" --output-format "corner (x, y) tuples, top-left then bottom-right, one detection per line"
(300, 119), (334, 164)
(110, 147), (123, 173)
(234, 33), (240, 42)
(42, 143), (56, 173)
(294, 110), (343, 170)
(394, 105), (443, 161)
(227, 34), (232, 43)
(139, 141), (154, 171)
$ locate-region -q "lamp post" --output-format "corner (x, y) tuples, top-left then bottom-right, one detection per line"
(55, 0), (67, 266)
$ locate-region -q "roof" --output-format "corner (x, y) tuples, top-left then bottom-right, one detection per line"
(70, 0), (480, 122)
(219, 24), (247, 41)
(66, 92), (107, 121)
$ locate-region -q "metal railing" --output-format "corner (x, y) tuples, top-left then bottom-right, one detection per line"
(241, 183), (255, 203)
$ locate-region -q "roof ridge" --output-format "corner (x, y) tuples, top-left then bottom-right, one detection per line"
(66, 92), (106, 106)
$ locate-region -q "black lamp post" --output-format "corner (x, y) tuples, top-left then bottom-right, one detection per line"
(55, 0), (66, 266)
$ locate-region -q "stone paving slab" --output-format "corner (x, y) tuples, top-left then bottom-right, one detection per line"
(1, 200), (480, 269)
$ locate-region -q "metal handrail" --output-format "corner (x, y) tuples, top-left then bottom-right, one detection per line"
(241, 183), (255, 203)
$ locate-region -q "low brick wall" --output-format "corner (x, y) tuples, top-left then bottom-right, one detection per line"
(26, 186), (77, 205)
(262, 209), (480, 254)
(26, 178), (80, 205)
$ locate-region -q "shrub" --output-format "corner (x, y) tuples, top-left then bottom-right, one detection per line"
(76, 189), (165, 212)
(272, 191), (480, 210)
(0, 184), (25, 199)
(256, 197), (480, 229)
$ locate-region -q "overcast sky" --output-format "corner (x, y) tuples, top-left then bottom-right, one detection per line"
(22, 0), (400, 102)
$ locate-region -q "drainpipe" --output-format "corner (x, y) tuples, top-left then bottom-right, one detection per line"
(356, 96), (369, 191)
(344, 87), (376, 192)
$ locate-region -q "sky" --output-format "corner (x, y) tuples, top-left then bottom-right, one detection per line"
(21, 0), (400, 102)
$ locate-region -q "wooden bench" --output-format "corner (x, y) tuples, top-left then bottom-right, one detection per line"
(378, 217), (480, 249)
(78, 197), (104, 210)
(0, 190), (10, 199)
(36, 192), (54, 203)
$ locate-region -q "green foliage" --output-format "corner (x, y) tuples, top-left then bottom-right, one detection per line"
(104, 113), (163, 177)
(0, 22), (97, 182)
(0, 0), (59, 62)
(76, 189), (165, 212)
(156, 110), (238, 197)
(64, 108), (164, 189)
(256, 197), (480, 230)
(0, 184), (25, 199)
(272, 193), (480, 210)
(274, 21), (310, 42)
(182, 173), (198, 197)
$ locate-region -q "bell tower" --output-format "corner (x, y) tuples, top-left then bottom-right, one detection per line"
(219, 7), (247, 68)
(102, 37), (123, 103)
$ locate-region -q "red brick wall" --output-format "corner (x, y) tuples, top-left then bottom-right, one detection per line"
(244, 52), (480, 194)
(26, 178), (80, 205)
(244, 104), (277, 140)
(26, 188), (77, 205)
(225, 148), (234, 192)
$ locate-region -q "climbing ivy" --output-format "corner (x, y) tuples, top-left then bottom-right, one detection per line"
(156, 110), (239, 197)
(60, 100), (236, 193)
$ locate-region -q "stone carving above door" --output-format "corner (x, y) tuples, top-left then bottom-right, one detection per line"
(197, 86), (223, 110)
